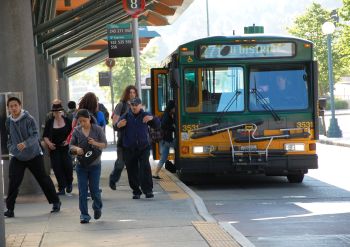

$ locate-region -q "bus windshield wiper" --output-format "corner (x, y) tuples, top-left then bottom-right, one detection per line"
(214, 90), (241, 123)
(251, 88), (281, 121)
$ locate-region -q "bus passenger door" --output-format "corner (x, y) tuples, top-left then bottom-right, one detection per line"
(150, 68), (170, 160)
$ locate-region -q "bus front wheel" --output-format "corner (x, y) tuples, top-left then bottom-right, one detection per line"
(287, 174), (304, 183)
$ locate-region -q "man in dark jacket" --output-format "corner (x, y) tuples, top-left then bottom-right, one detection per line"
(4, 97), (61, 218)
(116, 97), (160, 199)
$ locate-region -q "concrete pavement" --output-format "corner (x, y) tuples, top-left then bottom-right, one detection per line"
(4, 145), (246, 247)
(4, 113), (350, 247)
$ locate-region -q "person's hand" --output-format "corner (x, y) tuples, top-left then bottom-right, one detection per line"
(17, 142), (26, 151)
(62, 140), (69, 146)
(88, 137), (96, 146)
(117, 119), (127, 128)
(48, 142), (56, 150)
(76, 147), (84, 155)
(143, 115), (153, 123)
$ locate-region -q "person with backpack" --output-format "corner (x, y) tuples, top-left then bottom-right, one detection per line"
(97, 97), (109, 125)
(115, 97), (160, 199)
(152, 100), (176, 179)
(4, 97), (61, 218)
(109, 85), (138, 190)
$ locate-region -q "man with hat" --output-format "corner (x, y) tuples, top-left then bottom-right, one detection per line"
(116, 97), (160, 199)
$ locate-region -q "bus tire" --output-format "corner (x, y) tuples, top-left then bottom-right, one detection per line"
(287, 174), (304, 183)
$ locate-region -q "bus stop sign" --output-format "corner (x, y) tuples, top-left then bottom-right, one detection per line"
(122, 0), (145, 17)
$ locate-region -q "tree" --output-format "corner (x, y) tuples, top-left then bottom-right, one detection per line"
(337, 0), (350, 75)
(287, 3), (347, 96)
(109, 46), (158, 103)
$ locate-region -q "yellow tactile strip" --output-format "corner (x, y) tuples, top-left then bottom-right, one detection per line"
(6, 233), (43, 247)
(157, 171), (189, 200)
(192, 221), (242, 247)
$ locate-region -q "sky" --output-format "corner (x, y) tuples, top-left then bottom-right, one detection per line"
(146, 0), (343, 62)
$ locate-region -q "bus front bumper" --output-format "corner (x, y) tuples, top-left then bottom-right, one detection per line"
(177, 154), (318, 175)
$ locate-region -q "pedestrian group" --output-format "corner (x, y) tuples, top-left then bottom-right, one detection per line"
(3, 86), (174, 224)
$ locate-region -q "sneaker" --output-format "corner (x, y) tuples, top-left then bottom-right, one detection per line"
(152, 175), (161, 179)
(80, 219), (90, 224)
(51, 201), (61, 213)
(4, 210), (14, 218)
(94, 210), (102, 220)
(132, 194), (141, 199)
(66, 184), (73, 193)
(145, 193), (154, 199)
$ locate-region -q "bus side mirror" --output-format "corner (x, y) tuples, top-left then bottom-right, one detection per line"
(318, 97), (327, 116)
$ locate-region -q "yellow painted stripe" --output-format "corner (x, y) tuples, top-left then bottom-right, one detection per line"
(192, 221), (242, 247)
(156, 171), (189, 200)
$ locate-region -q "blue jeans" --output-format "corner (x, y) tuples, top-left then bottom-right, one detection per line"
(76, 163), (102, 221)
(157, 140), (174, 169)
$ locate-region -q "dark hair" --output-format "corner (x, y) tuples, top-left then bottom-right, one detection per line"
(121, 85), (139, 102)
(78, 92), (98, 113)
(67, 101), (76, 109)
(76, 109), (90, 119)
(164, 100), (175, 113)
(7, 97), (22, 106)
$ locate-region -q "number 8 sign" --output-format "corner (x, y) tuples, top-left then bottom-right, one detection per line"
(122, 0), (146, 17)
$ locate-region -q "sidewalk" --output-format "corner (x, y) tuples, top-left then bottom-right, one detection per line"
(318, 109), (350, 147)
(5, 145), (246, 247)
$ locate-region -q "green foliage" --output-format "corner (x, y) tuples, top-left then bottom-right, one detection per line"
(325, 98), (349, 110)
(337, 0), (350, 76)
(286, 2), (349, 96)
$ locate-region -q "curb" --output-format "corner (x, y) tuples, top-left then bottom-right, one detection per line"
(166, 170), (256, 247)
(317, 139), (350, 148)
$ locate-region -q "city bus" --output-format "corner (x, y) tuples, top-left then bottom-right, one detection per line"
(150, 34), (319, 183)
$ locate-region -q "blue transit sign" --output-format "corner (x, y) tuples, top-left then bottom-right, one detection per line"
(107, 23), (133, 58)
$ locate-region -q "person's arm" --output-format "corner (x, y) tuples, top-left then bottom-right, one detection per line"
(87, 126), (108, 149)
(112, 102), (124, 126)
(144, 113), (160, 129)
(23, 117), (40, 149)
(6, 120), (15, 154)
(43, 118), (56, 150)
(69, 130), (84, 155)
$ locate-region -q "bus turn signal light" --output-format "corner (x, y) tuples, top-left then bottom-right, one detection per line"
(181, 146), (189, 154)
(309, 143), (316, 151)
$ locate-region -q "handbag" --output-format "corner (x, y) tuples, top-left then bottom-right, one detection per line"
(77, 145), (102, 167)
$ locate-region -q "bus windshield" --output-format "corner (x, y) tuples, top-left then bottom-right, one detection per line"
(249, 66), (309, 111)
(184, 67), (244, 113)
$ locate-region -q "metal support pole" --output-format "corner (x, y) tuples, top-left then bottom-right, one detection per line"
(326, 33), (342, 137)
(0, 136), (6, 247)
(132, 17), (142, 98)
(206, 0), (210, 37)
(110, 66), (116, 145)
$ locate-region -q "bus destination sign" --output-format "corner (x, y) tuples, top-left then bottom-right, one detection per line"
(199, 43), (295, 59)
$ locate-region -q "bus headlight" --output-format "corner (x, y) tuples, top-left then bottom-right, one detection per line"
(193, 146), (211, 154)
(284, 143), (305, 152)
